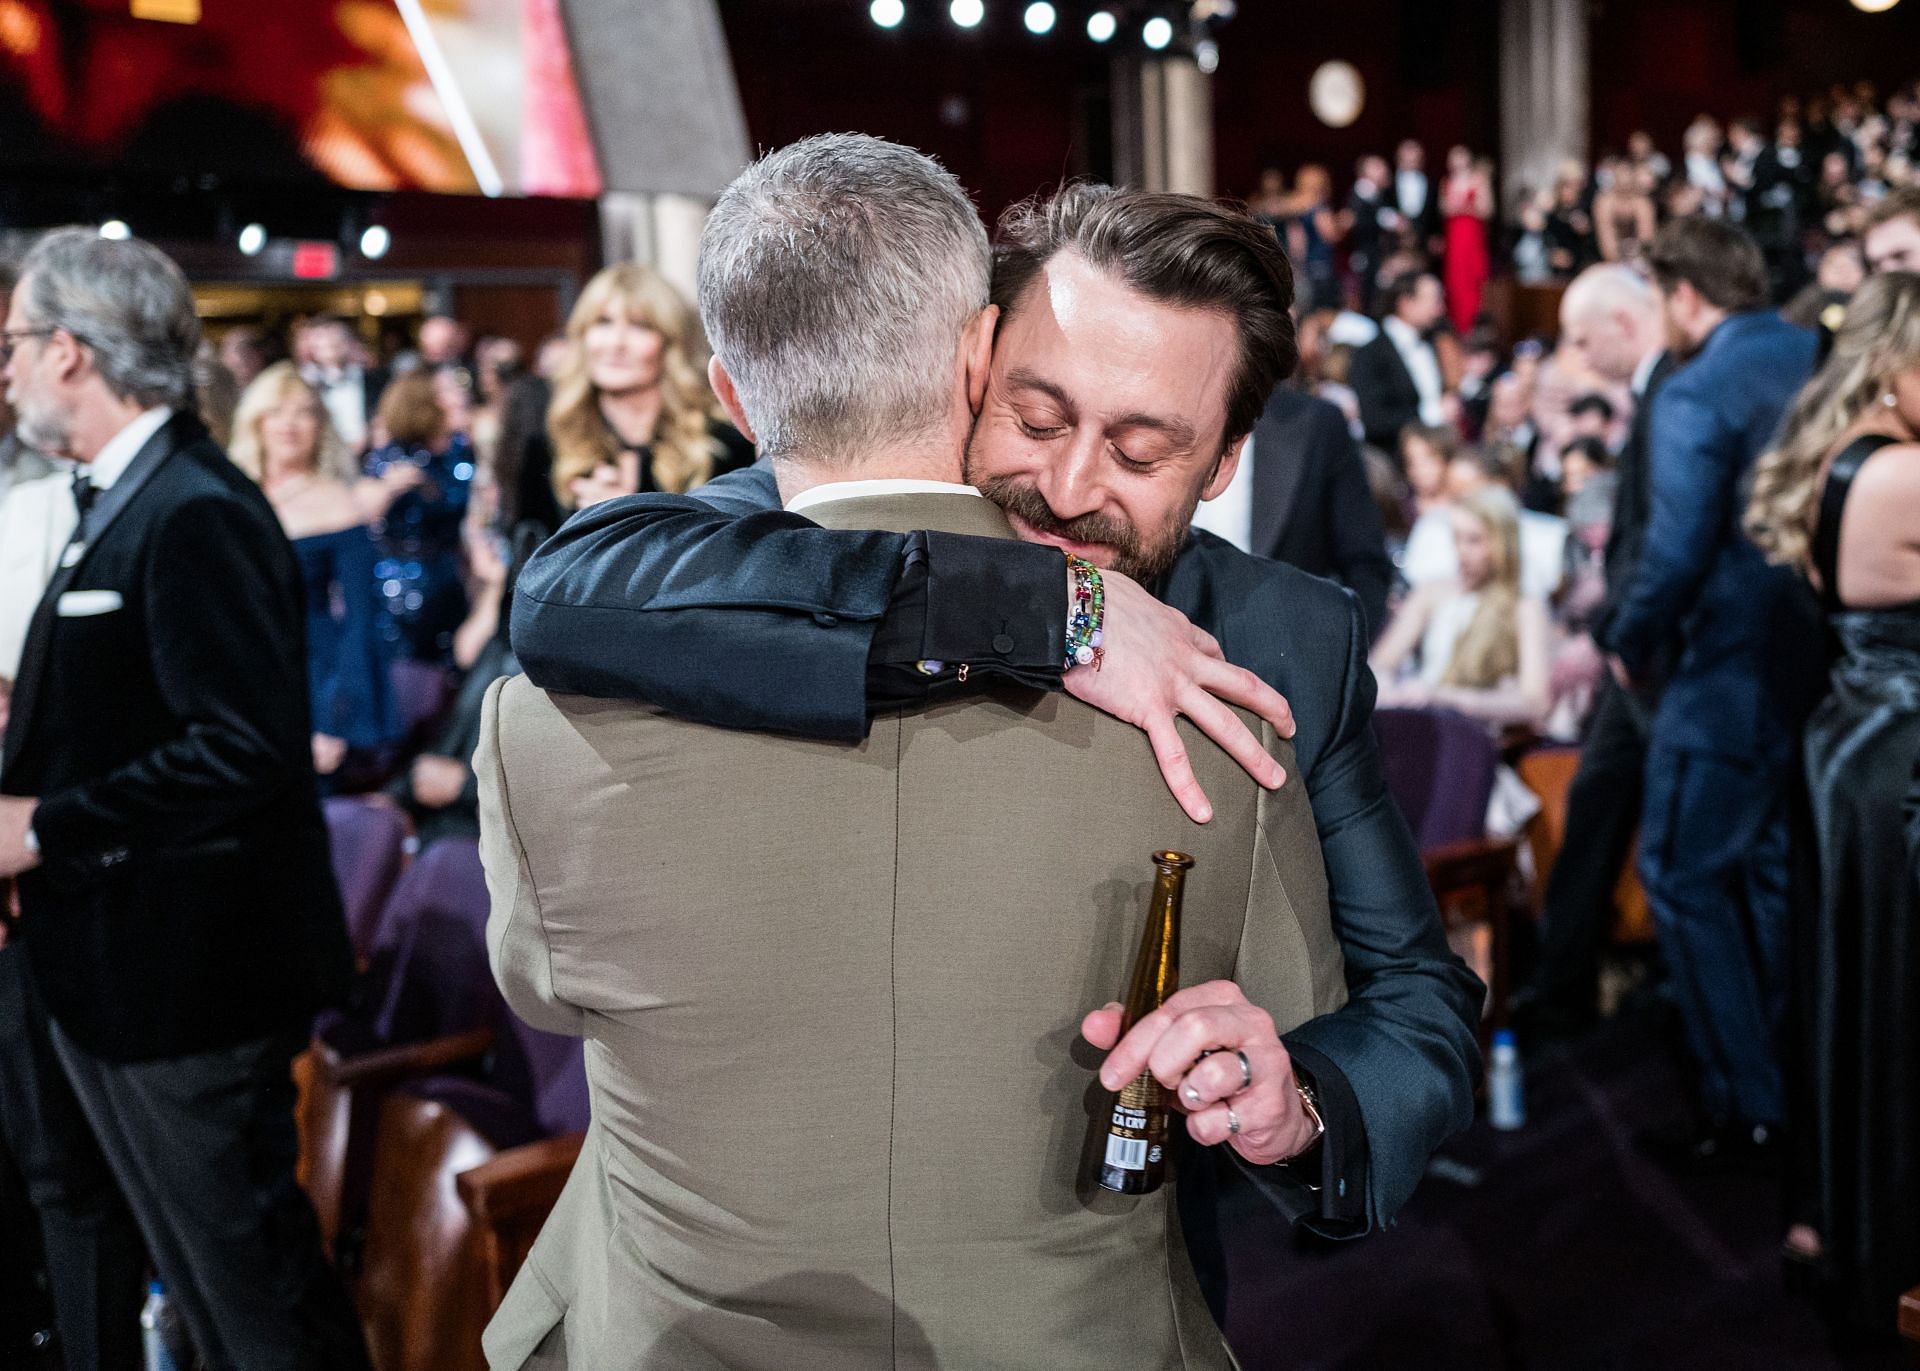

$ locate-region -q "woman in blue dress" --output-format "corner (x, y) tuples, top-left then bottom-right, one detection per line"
(229, 362), (403, 785)
(358, 370), (475, 662)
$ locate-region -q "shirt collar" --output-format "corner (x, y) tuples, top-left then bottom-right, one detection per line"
(785, 478), (982, 514)
(86, 407), (173, 492)
(1630, 348), (1664, 397)
(1383, 315), (1426, 350)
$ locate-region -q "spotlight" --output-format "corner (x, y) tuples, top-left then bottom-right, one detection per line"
(360, 225), (391, 260)
(949, 0), (983, 27)
(1850, 0), (1899, 11)
(1024, 0), (1055, 32)
(99, 219), (131, 241)
(1195, 37), (1219, 72)
(238, 223), (267, 256)
(870, 0), (905, 26)
(1087, 8), (1116, 39)
(1142, 15), (1173, 48)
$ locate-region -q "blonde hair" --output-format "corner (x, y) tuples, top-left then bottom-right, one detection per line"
(1441, 488), (1523, 690)
(228, 362), (356, 485)
(548, 263), (720, 500)
(1748, 271), (1920, 569)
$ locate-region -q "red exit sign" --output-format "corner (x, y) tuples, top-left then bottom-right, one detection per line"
(291, 242), (340, 280)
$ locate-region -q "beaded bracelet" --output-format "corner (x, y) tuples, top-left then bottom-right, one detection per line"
(1064, 554), (1106, 671)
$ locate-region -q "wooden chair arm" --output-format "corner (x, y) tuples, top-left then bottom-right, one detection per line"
(318, 1026), (496, 1090)
(1899, 1282), (1920, 1346)
(456, 1131), (588, 1312)
(1422, 836), (1521, 892)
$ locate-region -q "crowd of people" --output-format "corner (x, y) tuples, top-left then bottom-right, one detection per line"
(0, 104), (1912, 1369)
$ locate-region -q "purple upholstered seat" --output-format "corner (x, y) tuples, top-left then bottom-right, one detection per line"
(322, 796), (411, 960)
(389, 658), (454, 738)
(363, 836), (496, 1046)
(1372, 707), (1501, 851)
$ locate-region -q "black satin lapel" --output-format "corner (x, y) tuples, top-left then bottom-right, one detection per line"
(1250, 418), (1310, 561)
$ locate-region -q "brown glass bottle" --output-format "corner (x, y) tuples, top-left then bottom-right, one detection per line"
(1096, 850), (1192, 1195)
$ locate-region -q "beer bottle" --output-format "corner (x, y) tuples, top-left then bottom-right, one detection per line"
(1095, 850), (1192, 1195)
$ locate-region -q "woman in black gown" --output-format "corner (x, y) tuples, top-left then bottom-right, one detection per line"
(1747, 270), (1920, 1342)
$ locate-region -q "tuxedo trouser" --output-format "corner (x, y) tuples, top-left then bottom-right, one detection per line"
(1638, 739), (1791, 1125)
(0, 945), (144, 1371)
(48, 1021), (372, 1371)
(1528, 680), (1650, 1015)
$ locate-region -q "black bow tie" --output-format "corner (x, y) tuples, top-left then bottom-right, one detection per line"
(71, 469), (99, 520)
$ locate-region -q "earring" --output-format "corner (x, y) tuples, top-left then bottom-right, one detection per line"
(1885, 393), (1899, 408)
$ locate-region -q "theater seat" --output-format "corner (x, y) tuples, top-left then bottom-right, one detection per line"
(1513, 745), (1654, 946)
(323, 795), (412, 963)
(356, 1022), (588, 1371)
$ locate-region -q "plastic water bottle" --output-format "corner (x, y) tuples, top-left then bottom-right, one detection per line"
(1487, 1028), (1526, 1131)
(140, 1279), (184, 1371)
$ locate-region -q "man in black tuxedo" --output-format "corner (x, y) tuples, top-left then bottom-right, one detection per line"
(1190, 383), (1392, 639)
(508, 178), (1484, 1303)
(0, 229), (367, 1371)
(1349, 271), (1448, 453)
(1512, 264), (1674, 1039)
(1393, 140), (1443, 254)
(300, 315), (386, 454)
(1344, 155), (1396, 314)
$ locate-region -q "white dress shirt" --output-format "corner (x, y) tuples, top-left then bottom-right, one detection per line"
(1396, 169), (1429, 219)
(85, 406), (174, 493)
(307, 367), (370, 450)
(1383, 316), (1446, 428)
(1186, 437), (1255, 554)
(785, 477), (982, 514)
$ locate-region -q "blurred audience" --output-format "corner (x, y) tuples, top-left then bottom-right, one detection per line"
(229, 363), (403, 784)
(360, 372), (475, 662)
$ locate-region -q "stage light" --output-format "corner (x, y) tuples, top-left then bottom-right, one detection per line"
(950, 0), (983, 27)
(1195, 37), (1219, 72)
(360, 225), (391, 259)
(1087, 8), (1116, 39)
(870, 0), (905, 27)
(1850, 0), (1899, 11)
(238, 223), (267, 256)
(1142, 15), (1173, 48)
(99, 220), (130, 241)
(1024, 0), (1055, 32)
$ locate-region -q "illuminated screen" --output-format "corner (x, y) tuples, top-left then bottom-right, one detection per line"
(0, 0), (603, 197)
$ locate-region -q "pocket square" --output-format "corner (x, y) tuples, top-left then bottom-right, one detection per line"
(56, 590), (123, 617)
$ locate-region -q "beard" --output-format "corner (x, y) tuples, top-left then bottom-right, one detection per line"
(10, 387), (71, 458)
(969, 470), (1197, 584)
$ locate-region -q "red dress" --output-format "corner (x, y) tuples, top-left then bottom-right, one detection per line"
(1444, 180), (1491, 335)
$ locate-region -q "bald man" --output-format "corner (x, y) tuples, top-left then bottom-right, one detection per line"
(1512, 265), (1675, 1039)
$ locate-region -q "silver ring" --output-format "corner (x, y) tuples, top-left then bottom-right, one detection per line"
(1182, 1083), (1203, 1107)
(1234, 1049), (1252, 1092)
(1226, 1106), (1241, 1136)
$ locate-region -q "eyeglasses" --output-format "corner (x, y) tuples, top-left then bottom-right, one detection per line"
(0, 329), (54, 365)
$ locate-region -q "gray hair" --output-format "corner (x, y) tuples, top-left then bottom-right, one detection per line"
(17, 227), (200, 409)
(1561, 262), (1659, 321)
(696, 133), (990, 463)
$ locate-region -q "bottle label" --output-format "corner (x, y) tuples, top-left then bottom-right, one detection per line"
(1104, 1132), (1148, 1171)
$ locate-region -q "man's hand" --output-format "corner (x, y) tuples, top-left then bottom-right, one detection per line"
(0, 797), (41, 880)
(1067, 569), (1294, 824)
(1083, 980), (1318, 1167)
(410, 755), (470, 810)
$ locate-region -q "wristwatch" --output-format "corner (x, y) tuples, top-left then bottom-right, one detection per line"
(1280, 1078), (1325, 1165)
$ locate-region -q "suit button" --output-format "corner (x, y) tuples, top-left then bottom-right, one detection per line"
(991, 633), (1015, 655)
(814, 612), (839, 627)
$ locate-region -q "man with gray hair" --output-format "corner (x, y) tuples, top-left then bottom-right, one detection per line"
(0, 228), (367, 1370)
(1513, 263), (1676, 1040)
(478, 134), (1346, 1369)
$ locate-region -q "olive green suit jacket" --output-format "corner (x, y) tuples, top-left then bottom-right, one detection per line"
(475, 491), (1345, 1370)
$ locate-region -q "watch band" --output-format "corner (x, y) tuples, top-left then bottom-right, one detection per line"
(1280, 1078), (1325, 1164)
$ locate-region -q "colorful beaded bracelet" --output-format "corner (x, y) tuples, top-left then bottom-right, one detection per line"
(1065, 554), (1105, 671)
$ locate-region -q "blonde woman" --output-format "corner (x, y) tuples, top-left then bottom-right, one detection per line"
(1368, 486), (1552, 729)
(230, 363), (401, 779)
(1745, 270), (1920, 1340)
(542, 263), (752, 511)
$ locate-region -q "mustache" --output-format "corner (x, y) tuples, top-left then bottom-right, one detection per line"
(974, 474), (1143, 560)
